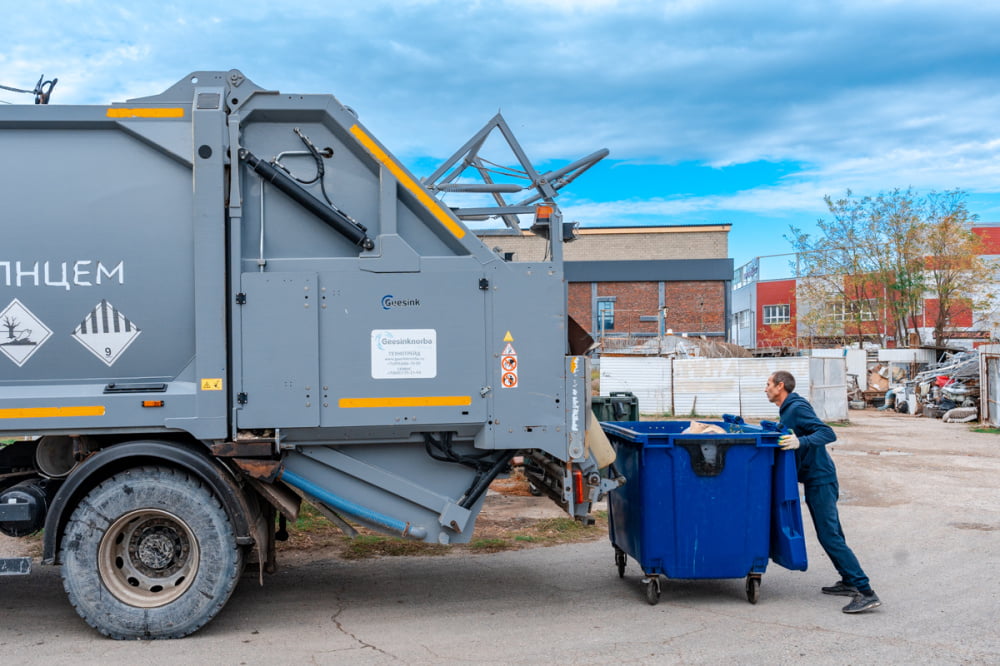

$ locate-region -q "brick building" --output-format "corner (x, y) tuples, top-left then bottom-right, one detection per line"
(478, 225), (733, 346)
(732, 223), (1000, 350)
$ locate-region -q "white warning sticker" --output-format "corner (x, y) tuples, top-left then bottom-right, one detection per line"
(0, 299), (52, 367)
(371, 329), (437, 379)
(72, 299), (141, 366)
(500, 342), (518, 389)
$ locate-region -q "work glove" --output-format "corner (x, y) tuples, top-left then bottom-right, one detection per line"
(779, 433), (800, 451)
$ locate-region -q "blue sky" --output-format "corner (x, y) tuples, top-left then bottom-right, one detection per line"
(4, 0), (1000, 276)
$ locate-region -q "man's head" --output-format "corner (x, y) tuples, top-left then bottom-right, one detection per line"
(766, 371), (796, 406)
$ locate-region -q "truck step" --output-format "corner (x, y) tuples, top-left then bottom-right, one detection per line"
(0, 557), (31, 576)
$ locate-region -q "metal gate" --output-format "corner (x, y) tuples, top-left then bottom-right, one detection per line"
(978, 345), (1000, 426)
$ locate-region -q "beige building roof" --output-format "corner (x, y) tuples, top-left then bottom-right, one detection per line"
(476, 224), (731, 262)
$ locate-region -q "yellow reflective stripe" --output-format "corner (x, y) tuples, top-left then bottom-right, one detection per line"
(0, 406), (106, 419)
(106, 108), (185, 119)
(339, 396), (472, 409)
(348, 124), (466, 240)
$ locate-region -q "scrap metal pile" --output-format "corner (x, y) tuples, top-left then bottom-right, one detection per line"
(882, 352), (981, 422)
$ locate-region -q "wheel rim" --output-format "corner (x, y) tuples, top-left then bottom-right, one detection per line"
(97, 508), (200, 608)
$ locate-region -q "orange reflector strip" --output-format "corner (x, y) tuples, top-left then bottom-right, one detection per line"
(348, 124), (467, 240)
(339, 396), (472, 409)
(573, 469), (585, 505)
(536, 204), (554, 219)
(106, 107), (185, 119)
(142, 400), (165, 408)
(0, 406), (106, 419)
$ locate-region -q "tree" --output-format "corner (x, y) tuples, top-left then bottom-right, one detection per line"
(789, 188), (987, 347)
(788, 189), (922, 346)
(923, 190), (989, 346)
(867, 189), (926, 343)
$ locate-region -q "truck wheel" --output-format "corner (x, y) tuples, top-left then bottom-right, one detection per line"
(60, 466), (243, 639)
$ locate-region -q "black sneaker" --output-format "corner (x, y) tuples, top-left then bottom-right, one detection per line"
(842, 591), (881, 613)
(821, 581), (858, 596)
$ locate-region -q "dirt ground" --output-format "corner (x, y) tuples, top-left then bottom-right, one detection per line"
(0, 467), (598, 563)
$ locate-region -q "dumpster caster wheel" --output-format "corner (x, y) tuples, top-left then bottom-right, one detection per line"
(642, 576), (661, 605)
(615, 547), (627, 578)
(746, 575), (761, 604)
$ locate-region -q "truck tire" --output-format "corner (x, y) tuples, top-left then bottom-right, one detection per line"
(60, 465), (243, 639)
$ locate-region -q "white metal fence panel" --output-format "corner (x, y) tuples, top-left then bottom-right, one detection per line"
(988, 358), (1000, 426)
(601, 356), (819, 419)
(878, 349), (937, 364)
(598, 356), (671, 414)
(979, 345), (1000, 426)
(674, 358), (752, 417)
(738, 357), (812, 419)
(810, 357), (848, 422)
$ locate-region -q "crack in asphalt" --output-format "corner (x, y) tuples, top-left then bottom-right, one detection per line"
(331, 605), (400, 662)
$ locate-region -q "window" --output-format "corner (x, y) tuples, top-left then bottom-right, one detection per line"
(735, 309), (752, 328)
(733, 258), (760, 289)
(826, 299), (878, 322)
(597, 300), (615, 332)
(856, 300), (878, 321)
(825, 301), (849, 322)
(763, 304), (790, 325)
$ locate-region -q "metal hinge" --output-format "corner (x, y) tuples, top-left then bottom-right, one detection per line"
(237, 392), (248, 405)
(236, 293), (247, 305)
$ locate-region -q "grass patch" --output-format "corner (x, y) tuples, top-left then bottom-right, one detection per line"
(341, 534), (448, 560)
(534, 517), (587, 533)
(468, 538), (513, 553)
(278, 504), (609, 560)
(829, 421), (853, 428)
(970, 426), (1000, 435)
(292, 502), (329, 532)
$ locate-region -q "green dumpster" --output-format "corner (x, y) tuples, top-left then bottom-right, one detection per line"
(592, 391), (639, 422)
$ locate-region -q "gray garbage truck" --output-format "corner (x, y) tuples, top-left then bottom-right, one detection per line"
(0, 70), (616, 639)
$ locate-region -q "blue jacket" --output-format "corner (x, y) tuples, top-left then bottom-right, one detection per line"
(778, 392), (838, 485)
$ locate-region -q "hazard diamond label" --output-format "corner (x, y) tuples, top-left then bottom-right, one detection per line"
(0, 299), (52, 367)
(72, 299), (141, 366)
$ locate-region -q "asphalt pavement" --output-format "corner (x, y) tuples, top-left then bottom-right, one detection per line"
(1, 412), (998, 664)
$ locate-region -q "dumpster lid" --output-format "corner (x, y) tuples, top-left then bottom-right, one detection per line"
(770, 448), (808, 571)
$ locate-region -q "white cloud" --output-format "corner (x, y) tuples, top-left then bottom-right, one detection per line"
(4, 0), (1000, 230)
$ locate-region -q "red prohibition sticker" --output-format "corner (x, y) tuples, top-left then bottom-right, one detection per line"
(501, 355), (517, 371)
(501, 372), (518, 388)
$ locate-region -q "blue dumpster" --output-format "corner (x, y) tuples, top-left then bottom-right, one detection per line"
(603, 417), (807, 605)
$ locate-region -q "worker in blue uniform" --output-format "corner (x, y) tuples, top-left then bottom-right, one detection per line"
(765, 370), (882, 614)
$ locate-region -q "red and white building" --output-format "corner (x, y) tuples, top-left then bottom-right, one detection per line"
(731, 224), (1000, 350)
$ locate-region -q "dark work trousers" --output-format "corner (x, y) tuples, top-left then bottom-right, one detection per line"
(804, 481), (871, 591)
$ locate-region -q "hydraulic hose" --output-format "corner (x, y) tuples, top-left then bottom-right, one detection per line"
(239, 148), (374, 250)
(280, 469), (427, 540)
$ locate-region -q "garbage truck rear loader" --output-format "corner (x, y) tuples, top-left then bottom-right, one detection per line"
(0, 70), (616, 638)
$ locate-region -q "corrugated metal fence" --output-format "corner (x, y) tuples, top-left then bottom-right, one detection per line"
(599, 356), (846, 421)
(978, 344), (1000, 426)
